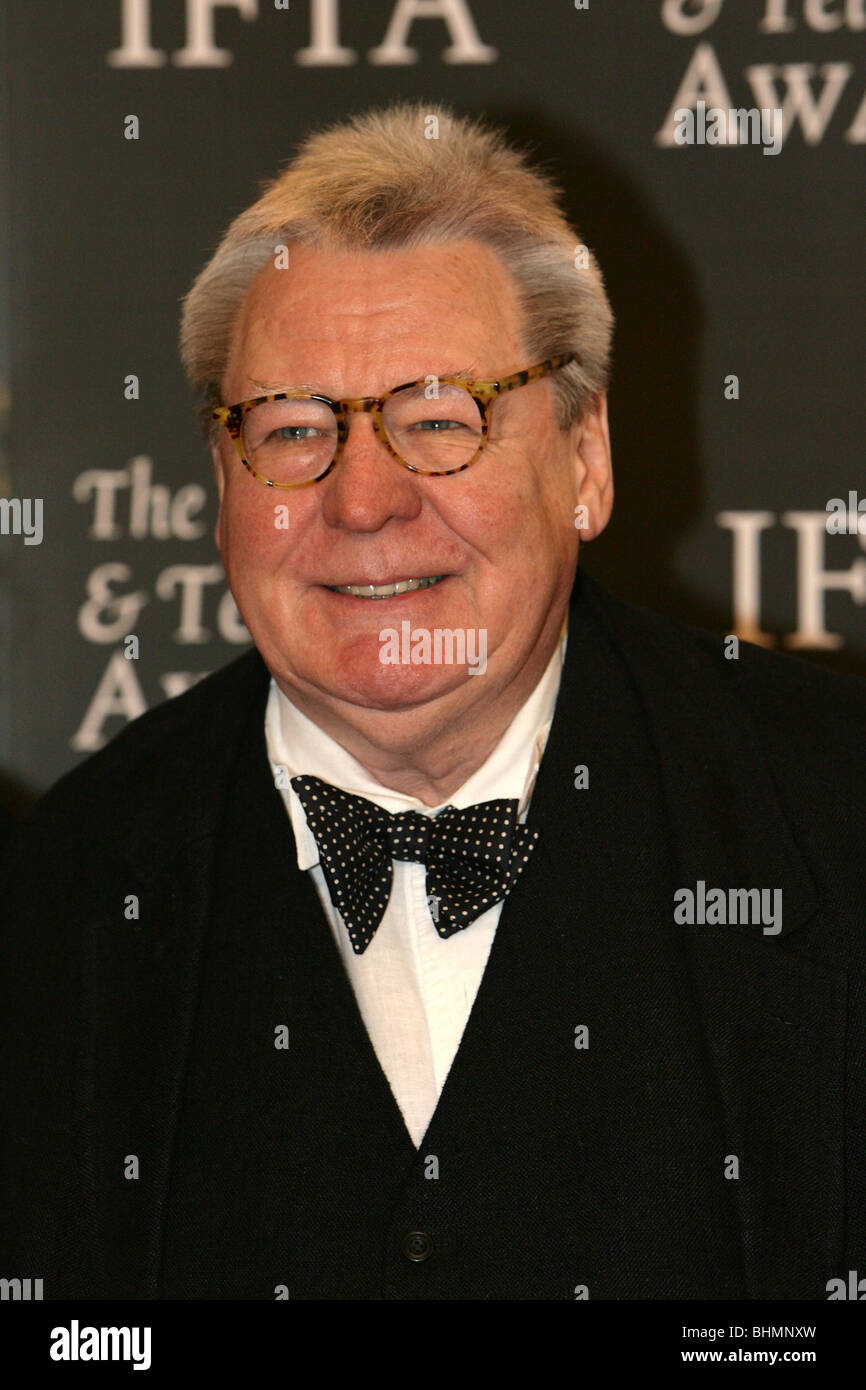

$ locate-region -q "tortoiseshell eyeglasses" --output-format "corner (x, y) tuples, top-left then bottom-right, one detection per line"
(212, 352), (578, 489)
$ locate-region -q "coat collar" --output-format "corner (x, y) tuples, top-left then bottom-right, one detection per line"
(574, 569), (819, 938)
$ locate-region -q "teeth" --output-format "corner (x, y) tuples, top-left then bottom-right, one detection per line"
(329, 575), (445, 598)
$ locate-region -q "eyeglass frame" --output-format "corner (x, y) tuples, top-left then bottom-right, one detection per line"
(211, 351), (579, 489)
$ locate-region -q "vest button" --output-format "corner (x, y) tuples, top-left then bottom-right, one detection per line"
(402, 1230), (434, 1262)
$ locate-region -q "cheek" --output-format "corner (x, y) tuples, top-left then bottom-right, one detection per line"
(435, 456), (538, 543)
(449, 443), (572, 558)
(525, 439), (579, 549)
(219, 486), (292, 571)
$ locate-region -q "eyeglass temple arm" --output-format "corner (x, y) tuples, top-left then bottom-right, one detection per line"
(472, 352), (579, 402)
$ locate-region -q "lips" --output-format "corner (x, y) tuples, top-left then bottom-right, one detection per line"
(324, 575), (447, 598)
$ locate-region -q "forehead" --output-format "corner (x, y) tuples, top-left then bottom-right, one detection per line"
(224, 239), (525, 397)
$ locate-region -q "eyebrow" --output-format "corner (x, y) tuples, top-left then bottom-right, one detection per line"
(248, 365), (483, 395)
(250, 379), (316, 393)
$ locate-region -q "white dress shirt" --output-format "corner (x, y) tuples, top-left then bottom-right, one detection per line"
(265, 625), (567, 1148)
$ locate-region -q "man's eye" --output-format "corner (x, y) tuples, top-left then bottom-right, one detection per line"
(272, 425), (322, 442)
(410, 418), (468, 431)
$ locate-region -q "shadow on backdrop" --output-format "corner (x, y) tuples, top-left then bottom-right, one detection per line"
(0, 768), (35, 830)
(492, 107), (865, 680)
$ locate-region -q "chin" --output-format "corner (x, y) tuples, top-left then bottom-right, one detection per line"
(314, 647), (484, 713)
(350, 656), (480, 711)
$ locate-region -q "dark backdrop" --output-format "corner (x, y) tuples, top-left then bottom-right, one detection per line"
(1, 0), (864, 813)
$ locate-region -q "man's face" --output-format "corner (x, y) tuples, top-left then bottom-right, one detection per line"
(214, 239), (612, 737)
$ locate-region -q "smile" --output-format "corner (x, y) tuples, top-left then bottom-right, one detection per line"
(326, 576), (447, 598)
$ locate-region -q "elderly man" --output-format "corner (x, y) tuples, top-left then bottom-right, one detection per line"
(2, 102), (865, 1302)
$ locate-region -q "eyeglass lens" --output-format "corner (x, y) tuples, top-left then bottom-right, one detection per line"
(241, 382), (485, 483)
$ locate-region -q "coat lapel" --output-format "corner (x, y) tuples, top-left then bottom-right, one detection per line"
(124, 663), (416, 1298)
(75, 654), (269, 1296)
(584, 573), (846, 1296)
(413, 579), (745, 1296)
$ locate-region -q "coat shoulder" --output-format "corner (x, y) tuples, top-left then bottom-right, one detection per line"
(583, 574), (866, 806)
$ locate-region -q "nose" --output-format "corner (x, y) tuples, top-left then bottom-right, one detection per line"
(320, 410), (423, 533)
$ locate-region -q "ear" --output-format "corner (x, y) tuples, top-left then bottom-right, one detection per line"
(570, 392), (613, 542)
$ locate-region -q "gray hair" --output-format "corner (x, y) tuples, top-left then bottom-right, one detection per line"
(180, 101), (614, 439)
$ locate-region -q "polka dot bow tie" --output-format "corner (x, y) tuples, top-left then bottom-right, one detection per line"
(291, 774), (540, 955)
